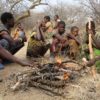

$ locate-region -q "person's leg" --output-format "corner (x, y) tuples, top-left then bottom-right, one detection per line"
(39, 43), (50, 56)
(0, 39), (9, 50)
(10, 40), (24, 54)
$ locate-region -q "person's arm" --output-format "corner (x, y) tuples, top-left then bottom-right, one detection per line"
(39, 27), (45, 42)
(0, 31), (15, 46)
(67, 33), (80, 45)
(35, 23), (45, 42)
(45, 22), (51, 31)
(88, 29), (100, 49)
(54, 34), (63, 42)
(0, 45), (32, 67)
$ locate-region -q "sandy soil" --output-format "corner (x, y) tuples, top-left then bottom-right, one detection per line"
(0, 43), (100, 100)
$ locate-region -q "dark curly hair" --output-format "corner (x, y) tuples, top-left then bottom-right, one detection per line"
(58, 21), (66, 27)
(44, 16), (50, 21)
(0, 12), (14, 24)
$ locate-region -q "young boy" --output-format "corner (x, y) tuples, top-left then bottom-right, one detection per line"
(67, 26), (81, 59)
(14, 23), (27, 42)
(50, 21), (68, 56)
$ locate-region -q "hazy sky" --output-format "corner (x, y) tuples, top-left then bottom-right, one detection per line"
(33, 0), (78, 12)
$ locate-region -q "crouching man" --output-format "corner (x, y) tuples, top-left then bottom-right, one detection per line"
(0, 12), (32, 69)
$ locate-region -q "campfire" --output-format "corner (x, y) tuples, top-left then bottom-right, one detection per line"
(6, 58), (88, 95)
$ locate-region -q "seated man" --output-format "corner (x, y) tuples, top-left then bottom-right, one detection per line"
(27, 21), (50, 57)
(0, 12), (25, 54)
(50, 21), (68, 57)
(67, 26), (81, 59)
(0, 12), (32, 69)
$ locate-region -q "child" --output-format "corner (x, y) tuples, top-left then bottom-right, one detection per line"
(67, 26), (81, 59)
(14, 23), (27, 42)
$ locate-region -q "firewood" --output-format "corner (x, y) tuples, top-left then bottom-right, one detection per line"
(11, 81), (21, 91)
(29, 81), (64, 96)
(35, 79), (65, 88)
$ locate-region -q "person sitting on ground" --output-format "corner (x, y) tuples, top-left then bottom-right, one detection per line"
(82, 18), (100, 66)
(53, 15), (61, 29)
(50, 21), (68, 57)
(67, 26), (81, 60)
(13, 23), (27, 42)
(44, 16), (53, 39)
(26, 21), (50, 57)
(0, 12), (32, 69)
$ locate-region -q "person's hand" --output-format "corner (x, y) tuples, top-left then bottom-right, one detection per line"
(67, 33), (74, 39)
(87, 29), (94, 35)
(18, 60), (33, 67)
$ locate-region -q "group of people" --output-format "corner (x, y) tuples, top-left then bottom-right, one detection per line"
(0, 12), (100, 70)
(27, 15), (81, 60)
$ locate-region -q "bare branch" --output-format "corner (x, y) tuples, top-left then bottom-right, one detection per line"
(15, 0), (48, 23)
(15, 10), (30, 23)
(30, 3), (48, 9)
(10, 0), (23, 11)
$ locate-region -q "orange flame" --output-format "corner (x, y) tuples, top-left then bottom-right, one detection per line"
(63, 72), (69, 80)
(55, 56), (62, 64)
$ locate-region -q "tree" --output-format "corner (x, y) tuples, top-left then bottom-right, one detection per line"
(0, 0), (48, 23)
(77, 0), (100, 24)
(44, 2), (87, 29)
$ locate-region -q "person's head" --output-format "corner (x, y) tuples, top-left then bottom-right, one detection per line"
(57, 21), (66, 35)
(54, 15), (59, 21)
(0, 12), (14, 28)
(44, 16), (50, 23)
(71, 26), (79, 36)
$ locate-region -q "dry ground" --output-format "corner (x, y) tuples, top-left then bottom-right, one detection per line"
(0, 43), (100, 100)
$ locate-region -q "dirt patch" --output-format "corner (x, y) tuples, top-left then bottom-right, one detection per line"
(0, 44), (100, 100)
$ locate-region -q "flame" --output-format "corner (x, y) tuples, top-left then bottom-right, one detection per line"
(55, 56), (62, 64)
(63, 72), (69, 80)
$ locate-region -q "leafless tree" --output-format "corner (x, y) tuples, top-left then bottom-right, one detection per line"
(44, 2), (87, 29)
(0, 0), (48, 23)
(77, 0), (100, 24)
